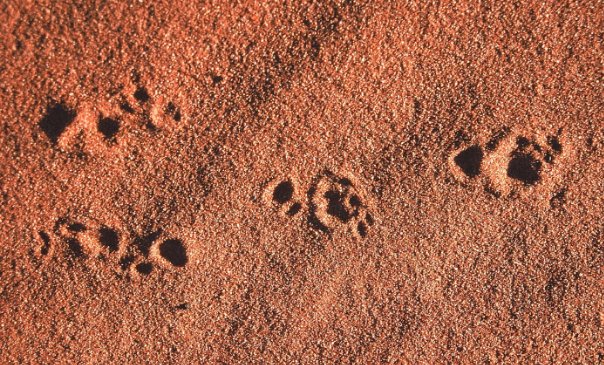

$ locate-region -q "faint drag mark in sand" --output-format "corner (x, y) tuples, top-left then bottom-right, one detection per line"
(449, 127), (571, 204)
(263, 171), (375, 239)
(34, 217), (189, 277)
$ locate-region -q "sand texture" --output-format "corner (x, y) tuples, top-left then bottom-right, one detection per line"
(0, 1), (603, 363)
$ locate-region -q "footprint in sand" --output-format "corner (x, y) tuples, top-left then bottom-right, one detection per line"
(265, 178), (304, 217)
(118, 83), (183, 131)
(36, 217), (189, 276)
(37, 81), (183, 152)
(38, 101), (124, 152)
(264, 171), (375, 239)
(449, 127), (568, 203)
(308, 171), (374, 238)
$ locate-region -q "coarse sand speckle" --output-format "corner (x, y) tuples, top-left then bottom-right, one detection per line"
(0, 1), (603, 363)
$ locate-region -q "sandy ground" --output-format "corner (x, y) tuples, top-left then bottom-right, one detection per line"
(0, 1), (603, 363)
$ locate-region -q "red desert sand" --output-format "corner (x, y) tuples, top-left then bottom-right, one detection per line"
(0, 1), (603, 363)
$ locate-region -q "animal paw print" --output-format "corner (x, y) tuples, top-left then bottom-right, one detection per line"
(38, 101), (124, 152)
(34, 217), (189, 276)
(123, 230), (189, 276)
(450, 127), (567, 200)
(38, 80), (183, 150)
(265, 178), (303, 217)
(308, 171), (374, 238)
(117, 83), (183, 131)
(264, 171), (375, 239)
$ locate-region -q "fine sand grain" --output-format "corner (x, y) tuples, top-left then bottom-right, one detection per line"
(0, 1), (603, 363)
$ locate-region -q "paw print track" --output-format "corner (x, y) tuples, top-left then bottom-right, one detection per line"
(308, 171), (374, 238)
(453, 145), (483, 178)
(117, 82), (184, 130)
(506, 137), (543, 185)
(38, 217), (189, 277)
(38, 101), (124, 151)
(450, 127), (567, 200)
(263, 172), (375, 239)
(38, 79), (184, 151)
(265, 178), (304, 217)
(54, 218), (121, 259)
(38, 102), (77, 144)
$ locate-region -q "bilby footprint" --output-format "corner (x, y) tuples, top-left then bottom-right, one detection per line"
(38, 83), (183, 150)
(114, 83), (183, 131)
(450, 128), (566, 201)
(264, 172), (375, 239)
(308, 171), (374, 238)
(265, 178), (303, 217)
(120, 83), (183, 129)
(54, 218), (121, 259)
(38, 101), (124, 151)
(40, 217), (189, 276)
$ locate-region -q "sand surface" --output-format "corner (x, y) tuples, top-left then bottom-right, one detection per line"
(0, 1), (603, 363)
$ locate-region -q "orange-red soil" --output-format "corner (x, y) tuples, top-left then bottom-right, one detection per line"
(0, 1), (603, 363)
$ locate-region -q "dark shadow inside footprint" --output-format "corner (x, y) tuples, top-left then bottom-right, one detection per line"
(38, 231), (51, 256)
(136, 262), (153, 275)
(325, 190), (354, 222)
(306, 186), (329, 233)
(39, 103), (76, 143)
(135, 230), (161, 256)
(211, 75), (224, 84)
(98, 117), (120, 140)
(349, 195), (361, 208)
(134, 87), (150, 103)
(119, 102), (135, 114)
(159, 239), (188, 267)
(544, 152), (554, 164)
(67, 238), (85, 258)
(516, 136), (530, 148)
(454, 145), (483, 178)
(365, 213), (374, 226)
(67, 222), (86, 233)
(286, 202), (302, 216)
(119, 255), (135, 271)
(338, 178), (353, 187)
(273, 181), (294, 204)
(485, 126), (510, 151)
(507, 153), (542, 185)
(547, 136), (562, 153)
(550, 189), (566, 209)
(357, 221), (368, 238)
(165, 102), (181, 122)
(99, 227), (119, 252)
